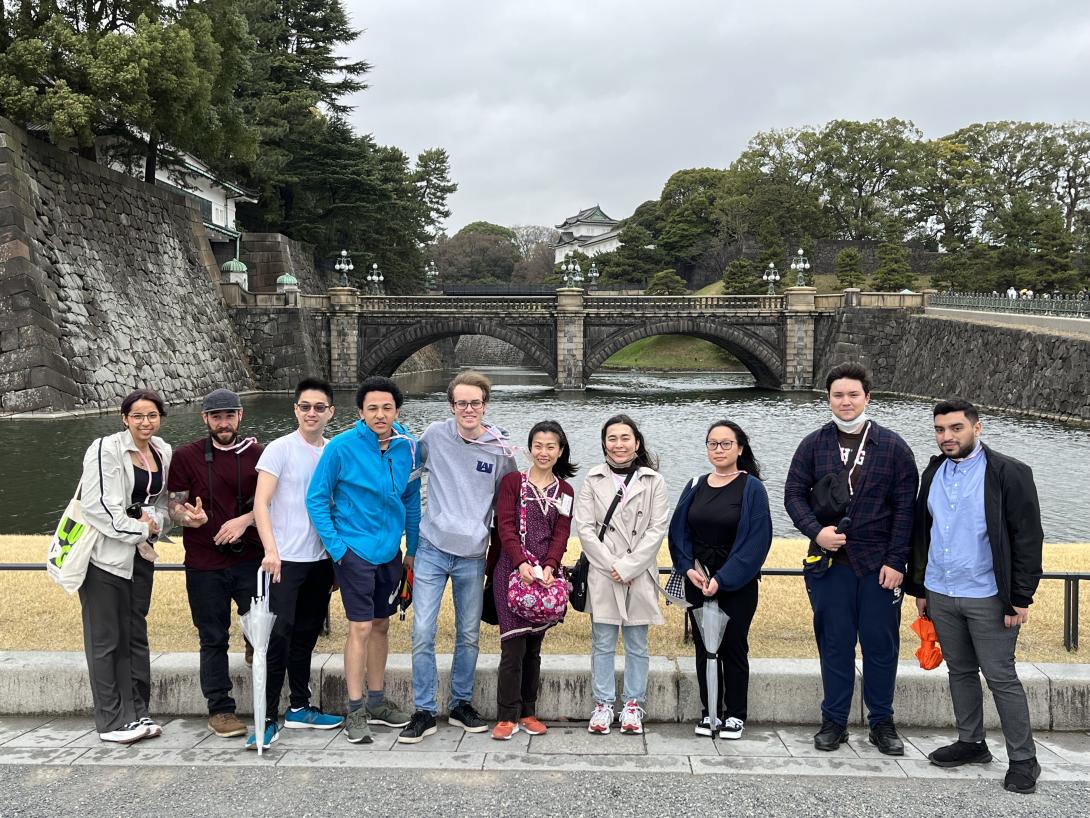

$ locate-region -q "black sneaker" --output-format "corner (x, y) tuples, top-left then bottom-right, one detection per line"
(813, 719), (848, 751)
(448, 702), (488, 733)
(1003, 758), (1041, 794)
(397, 711), (437, 744)
(868, 718), (905, 756)
(928, 739), (993, 768)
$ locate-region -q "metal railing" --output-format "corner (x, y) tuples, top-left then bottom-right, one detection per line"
(3, 563), (1082, 651)
(586, 294), (785, 312)
(929, 292), (1090, 318)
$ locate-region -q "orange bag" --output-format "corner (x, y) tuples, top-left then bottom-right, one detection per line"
(911, 615), (944, 670)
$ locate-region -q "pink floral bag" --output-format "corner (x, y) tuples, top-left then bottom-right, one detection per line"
(507, 560), (569, 625)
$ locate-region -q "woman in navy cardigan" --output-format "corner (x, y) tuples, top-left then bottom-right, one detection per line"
(668, 419), (772, 739)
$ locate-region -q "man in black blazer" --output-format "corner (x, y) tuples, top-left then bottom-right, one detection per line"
(905, 398), (1044, 794)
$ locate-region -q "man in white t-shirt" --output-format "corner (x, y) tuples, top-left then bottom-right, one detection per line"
(246, 378), (344, 750)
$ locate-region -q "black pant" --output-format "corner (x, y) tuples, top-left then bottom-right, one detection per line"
(686, 576), (759, 722)
(79, 560), (154, 732)
(265, 559), (335, 718)
(496, 632), (545, 722)
(185, 558), (260, 715)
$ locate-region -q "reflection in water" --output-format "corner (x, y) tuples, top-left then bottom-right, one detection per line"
(2, 367), (1089, 541)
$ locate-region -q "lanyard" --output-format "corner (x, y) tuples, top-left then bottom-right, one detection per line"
(132, 445), (163, 505)
(458, 423), (519, 459)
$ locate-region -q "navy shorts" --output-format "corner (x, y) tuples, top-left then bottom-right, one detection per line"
(332, 549), (402, 622)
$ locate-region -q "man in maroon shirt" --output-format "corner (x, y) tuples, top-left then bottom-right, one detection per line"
(168, 388), (264, 738)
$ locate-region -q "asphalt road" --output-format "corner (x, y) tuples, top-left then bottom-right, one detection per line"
(3, 765), (1089, 818)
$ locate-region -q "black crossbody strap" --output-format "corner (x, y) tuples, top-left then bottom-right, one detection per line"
(598, 471), (636, 541)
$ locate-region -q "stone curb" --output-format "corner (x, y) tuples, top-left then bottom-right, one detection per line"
(0, 652), (1086, 729)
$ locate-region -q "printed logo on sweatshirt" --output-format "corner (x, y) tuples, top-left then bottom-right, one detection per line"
(476, 460), (494, 474)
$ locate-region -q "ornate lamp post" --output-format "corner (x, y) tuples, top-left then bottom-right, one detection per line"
(334, 249), (354, 287)
(367, 262), (385, 295)
(790, 247), (811, 287)
(762, 262), (781, 295)
(587, 261), (600, 291)
(425, 260), (439, 292)
(563, 253), (583, 288)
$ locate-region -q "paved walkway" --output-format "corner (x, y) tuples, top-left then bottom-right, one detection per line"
(2, 715), (1089, 783)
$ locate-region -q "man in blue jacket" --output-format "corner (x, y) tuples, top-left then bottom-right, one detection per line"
(785, 362), (918, 755)
(905, 399), (1043, 794)
(306, 376), (421, 744)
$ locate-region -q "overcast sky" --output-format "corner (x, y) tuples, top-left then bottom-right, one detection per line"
(342, 1), (1090, 233)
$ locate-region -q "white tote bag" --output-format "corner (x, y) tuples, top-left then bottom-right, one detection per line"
(45, 442), (104, 594)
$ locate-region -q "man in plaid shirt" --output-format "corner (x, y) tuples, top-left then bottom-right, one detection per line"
(785, 362), (918, 756)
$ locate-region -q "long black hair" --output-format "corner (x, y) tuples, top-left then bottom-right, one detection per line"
(601, 413), (658, 471)
(528, 420), (578, 479)
(706, 419), (762, 480)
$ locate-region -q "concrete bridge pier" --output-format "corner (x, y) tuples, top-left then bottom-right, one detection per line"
(784, 286), (817, 390)
(555, 287), (585, 391)
(328, 286), (360, 388)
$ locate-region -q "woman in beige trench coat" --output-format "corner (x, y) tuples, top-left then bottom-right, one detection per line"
(576, 414), (668, 736)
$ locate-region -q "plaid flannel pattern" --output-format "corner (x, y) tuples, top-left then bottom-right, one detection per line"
(784, 421), (919, 576)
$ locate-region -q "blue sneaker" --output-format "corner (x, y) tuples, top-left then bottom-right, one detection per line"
(283, 706), (344, 730)
(244, 720), (280, 751)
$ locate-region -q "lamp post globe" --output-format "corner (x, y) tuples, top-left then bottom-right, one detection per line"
(790, 247), (811, 287)
(762, 262), (781, 295)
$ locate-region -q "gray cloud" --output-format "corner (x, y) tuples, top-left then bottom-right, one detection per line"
(342, 1), (1090, 232)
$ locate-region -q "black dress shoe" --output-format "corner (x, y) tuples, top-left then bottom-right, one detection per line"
(928, 739), (993, 768)
(1003, 758), (1041, 794)
(868, 719), (905, 756)
(814, 719), (848, 751)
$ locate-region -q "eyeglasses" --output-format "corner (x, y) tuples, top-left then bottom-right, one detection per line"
(127, 413), (160, 423)
(706, 440), (736, 451)
(296, 402), (330, 414)
(451, 400), (485, 410)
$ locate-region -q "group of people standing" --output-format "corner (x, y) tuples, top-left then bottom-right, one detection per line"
(70, 361), (1045, 794)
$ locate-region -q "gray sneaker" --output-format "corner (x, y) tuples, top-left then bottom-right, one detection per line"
(344, 709), (373, 744)
(367, 698), (411, 728)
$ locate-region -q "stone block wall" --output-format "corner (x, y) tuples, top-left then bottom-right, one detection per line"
(0, 116), (254, 414)
(818, 308), (1090, 422)
(231, 307), (329, 390)
(239, 233), (327, 294)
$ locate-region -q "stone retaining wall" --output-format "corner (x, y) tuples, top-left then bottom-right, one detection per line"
(0, 116), (253, 413)
(819, 309), (1090, 422)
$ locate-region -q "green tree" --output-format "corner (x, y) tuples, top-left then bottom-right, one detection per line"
(721, 258), (764, 294)
(644, 269), (688, 295)
(871, 239), (916, 291)
(434, 225), (520, 285)
(834, 247), (865, 289)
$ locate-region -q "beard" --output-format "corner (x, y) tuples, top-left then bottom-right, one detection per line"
(209, 427), (238, 445)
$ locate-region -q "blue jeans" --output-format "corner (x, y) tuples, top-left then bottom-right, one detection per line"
(411, 539), (485, 713)
(590, 621), (649, 705)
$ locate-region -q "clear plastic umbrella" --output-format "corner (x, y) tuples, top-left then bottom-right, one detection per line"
(689, 598), (730, 740)
(240, 568), (277, 756)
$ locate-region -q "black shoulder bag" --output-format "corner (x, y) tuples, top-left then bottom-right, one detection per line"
(808, 424), (869, 527)
(569, 471), (635, 613)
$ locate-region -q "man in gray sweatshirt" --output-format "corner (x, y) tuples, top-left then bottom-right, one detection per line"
(398, 371), (517, 743)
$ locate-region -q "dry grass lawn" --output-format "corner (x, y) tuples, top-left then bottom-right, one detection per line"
(2, 535), (1088, 663)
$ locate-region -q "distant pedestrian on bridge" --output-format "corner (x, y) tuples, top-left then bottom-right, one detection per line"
(905, 398), (1044, 794)
(785, 362), (918, 756)
(399, 371), (516, 744)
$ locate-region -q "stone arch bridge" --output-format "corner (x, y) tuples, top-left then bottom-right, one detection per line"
(274, 287), (925, 391)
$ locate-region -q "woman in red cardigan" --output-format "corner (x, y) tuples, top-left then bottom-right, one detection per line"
(489, 420), (577, 740)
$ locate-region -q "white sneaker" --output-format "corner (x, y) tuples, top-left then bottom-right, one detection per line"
(619, 699), (645, 735)
(588, 703), (614, 734)
(694, 716), (721, 737)
(720, 717), (744, 740)
(138, 717), (162, 738)
(99, 721), (150, 744)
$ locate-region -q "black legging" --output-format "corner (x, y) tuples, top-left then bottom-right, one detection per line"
(685, 576), (759, 722)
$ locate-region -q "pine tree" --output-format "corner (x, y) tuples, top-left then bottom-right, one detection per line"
(834, 247), (865, 289)
(871, 241), (916, 291)
(721, 259), (764, 294)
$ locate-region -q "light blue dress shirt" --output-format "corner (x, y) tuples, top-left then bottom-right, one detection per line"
(924, 444), (997, 598)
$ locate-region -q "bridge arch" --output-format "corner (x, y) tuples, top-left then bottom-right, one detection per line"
(584, 318), (784, 388)
(359, 317), (557, 381)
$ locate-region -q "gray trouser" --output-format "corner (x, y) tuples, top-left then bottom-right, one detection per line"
(78, 560), (154, 733)
(927, 590), (1035, 761)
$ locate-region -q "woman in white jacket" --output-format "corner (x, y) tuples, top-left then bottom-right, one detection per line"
(78, 389), (172, 743)
(576, 413), (668, 736)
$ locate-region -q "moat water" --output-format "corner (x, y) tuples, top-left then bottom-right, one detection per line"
(2, 369), (1088, 541)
